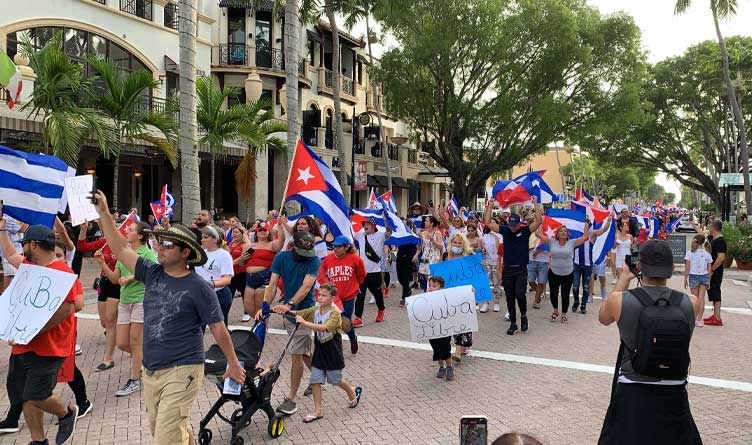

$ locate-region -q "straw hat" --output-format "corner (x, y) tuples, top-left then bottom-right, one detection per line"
(146, 224), (207, 266)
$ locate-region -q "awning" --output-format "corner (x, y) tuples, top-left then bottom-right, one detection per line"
(164, 55), (178, 74)
(367, 176), (380, 187)
(392, 177), (409, 188)
(307, 29), (323, 44)
(219, 0), (274, 11)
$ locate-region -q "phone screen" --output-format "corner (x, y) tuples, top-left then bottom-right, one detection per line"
(460, 417), (487, 445)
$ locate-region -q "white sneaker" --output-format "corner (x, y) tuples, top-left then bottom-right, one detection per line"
(611, 279), (617, 285)
(75, 344), (82, 356)
(241, 313), (251, 322)
(695, 320), (704, 327)
(479, 303), (489, 313)
(115, 378), (141, 397)
(369, 295), (375, 304)
(504, 312), (510, 321)
(493, 303), (500, 312)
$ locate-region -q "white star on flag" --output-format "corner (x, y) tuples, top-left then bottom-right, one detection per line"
(296, 167), (315, 185)
(532, 179), (540, 187)
(545, 226), (557, 238)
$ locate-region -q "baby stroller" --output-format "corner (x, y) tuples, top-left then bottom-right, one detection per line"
(198, 313), (298, 445)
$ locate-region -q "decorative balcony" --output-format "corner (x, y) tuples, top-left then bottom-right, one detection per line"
(164, 3), (179, 30)
(408, 149), (417, 164)
(214, 44), (249, 65)
(388, 143), (399, 161)
(354, 141), (366, 155)
(120, 0), (153, 21)
(371, 143), (383, 158)
(342, 76), (354, 96)
(256, 47), (284, 70)
(324, 68), (334, 88)
(298, 58), (306, 77)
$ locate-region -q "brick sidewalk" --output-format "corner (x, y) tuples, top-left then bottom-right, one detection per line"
(0, 262), (750, 444)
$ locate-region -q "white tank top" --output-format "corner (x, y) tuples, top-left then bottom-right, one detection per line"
(615, 238), (631, 256)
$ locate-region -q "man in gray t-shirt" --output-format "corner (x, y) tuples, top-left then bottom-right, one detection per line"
(93, 191), (245, 444)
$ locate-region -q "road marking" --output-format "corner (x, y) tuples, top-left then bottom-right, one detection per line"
(704, 305), (752, 315)
(732, 280), (749, 287)
(747, 300), (752, 310)
(74, 313), (752, 392)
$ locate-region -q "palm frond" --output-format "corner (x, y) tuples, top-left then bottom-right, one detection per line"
(712, 0), (738, 18)
(137, 133), (179, 167)
(674, 0), (692, 14)
(44, 111), (85, 166)
(235, 152), (258, 199)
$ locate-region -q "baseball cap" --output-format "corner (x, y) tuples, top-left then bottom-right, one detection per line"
(332, 235), (352, 246)
(293, 231), (316, 257)
(361, 217), (377, 228)
(638, 240), (674, 279)
(21, 225), (55, 244)
(508, 214), (521, 226)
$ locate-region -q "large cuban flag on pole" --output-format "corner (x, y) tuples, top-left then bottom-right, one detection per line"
(0, 145), (70, 227)
(592, 217), (616, 265)
(379, 196), (421, 246)
(542, 208), (586, 239)
(284, 140), (352, 239)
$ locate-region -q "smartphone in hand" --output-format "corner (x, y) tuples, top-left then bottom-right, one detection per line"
(460, 416), (487, 445)
(90, 175), (98, 205)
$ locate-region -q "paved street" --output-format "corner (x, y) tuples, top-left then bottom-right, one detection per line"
(0, 258), (751, 444)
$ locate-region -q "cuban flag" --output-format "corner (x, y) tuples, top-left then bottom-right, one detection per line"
(350, 208), (386, 233)
(492, 179), (531, 208)
(542, 208), (586, 239)
(519, 175), (558, 204)
(612, 203), (628, 215)
(407, 215), (424, 232)
(447, 194), (459, 217)
(0, 145), (71, 227)
(665, 210), (687, 233)
(650, 217), (661, 238)
(150, 184), (175, 222)
(367, 188), (378, 209)
(118, 210), (139, 235)
(513, 170), (547, 182)
(571, 200), (610, 225)
(380, 198), (421, 246)
(380, 191), (397, 213)
(592, 217), (616, 265)
(575, 189), (596, 206)
(284, 140), (352, 239)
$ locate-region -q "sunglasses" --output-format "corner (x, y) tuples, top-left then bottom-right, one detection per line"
(257, 228), (269, 232)
(158, 240), (184, 250)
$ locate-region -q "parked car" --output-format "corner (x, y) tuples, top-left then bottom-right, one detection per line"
(676, 215), (697, 233)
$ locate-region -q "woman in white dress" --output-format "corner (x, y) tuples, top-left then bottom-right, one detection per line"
(612, 220), (634, 284)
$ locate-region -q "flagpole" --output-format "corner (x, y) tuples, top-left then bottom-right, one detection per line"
(279, 139), (300, 214)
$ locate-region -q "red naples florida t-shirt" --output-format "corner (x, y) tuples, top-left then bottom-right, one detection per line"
(12, 260), (82, 358)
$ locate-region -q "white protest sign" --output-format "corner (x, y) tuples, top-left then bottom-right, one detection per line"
(405, 285), (478, 341)
(64, 174), (99, 226)
(0, 263), (78, 344)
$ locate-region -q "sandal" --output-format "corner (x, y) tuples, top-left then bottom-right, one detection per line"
(348, 386), (362, 408)
(94, 362), (114, 372)
(561, 314), (568, 323)
(533, 295), (542, 309)
(550, 312), (559, 322)
(303, 414), (324, 423)
(451, 355), (461, 363)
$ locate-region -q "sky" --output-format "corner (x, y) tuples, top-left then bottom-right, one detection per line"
(349, 1), (752, 203)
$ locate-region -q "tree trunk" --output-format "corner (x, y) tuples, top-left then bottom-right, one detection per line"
(209, 154), (215, 210)
(179, 0), (202, 222)
(365, 7), (391, 195)
(112, 156), (120, 210)
(284, 0), (300, 184)
(714, 8), (752, 214)
(554, 145), (566, 196)
(325, 1), (349, 203)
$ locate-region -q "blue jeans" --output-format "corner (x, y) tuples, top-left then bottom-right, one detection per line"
(216, 286), (233, 326)
(340, 298), (357, 342)
(572, 264), (592, 305)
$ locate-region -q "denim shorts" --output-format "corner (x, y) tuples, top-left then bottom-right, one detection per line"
(310, 367), (343, 385)
(246, 269), (272, 289)
(688, 273), (709, 289)
(527, 260), (549, 284)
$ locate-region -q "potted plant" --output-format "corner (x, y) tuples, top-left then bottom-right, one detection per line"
(721, 224), (742, 268)
(734, 235), (752, 270)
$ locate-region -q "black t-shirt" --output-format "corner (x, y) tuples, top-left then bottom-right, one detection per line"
(710, 236), (727, 276)
(499, 225), (532, 267)
(313, 333), (345, 370)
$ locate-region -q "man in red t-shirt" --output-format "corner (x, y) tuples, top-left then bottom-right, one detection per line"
(0, 220), (82, 445)
(318, 236), (365, 354)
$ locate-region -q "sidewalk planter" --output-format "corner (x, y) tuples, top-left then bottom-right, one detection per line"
(724, 257), (734, 269)
(736, 259), (752, 270)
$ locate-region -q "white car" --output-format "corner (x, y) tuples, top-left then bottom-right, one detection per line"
(676, 215), (697, 232)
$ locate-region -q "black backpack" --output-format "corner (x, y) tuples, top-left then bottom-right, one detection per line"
(611, 287), (692, 394)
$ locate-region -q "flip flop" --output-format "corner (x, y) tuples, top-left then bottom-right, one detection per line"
(94, 362), (114, 372)
(349, 386), (363, 408)
(303, 414), (324, 423)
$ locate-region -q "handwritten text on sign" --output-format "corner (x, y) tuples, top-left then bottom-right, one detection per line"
(0, 263), (77, 344)
(64, 175), (99, 226)
(429, 253), (492, 303)
(406, 285), (478, 341)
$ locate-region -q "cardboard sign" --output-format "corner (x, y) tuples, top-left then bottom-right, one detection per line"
(64, 175), (99, 226)
(429, 253), (493, 303)
(0, 263), (77, 344)
(405, 285), (478, 341)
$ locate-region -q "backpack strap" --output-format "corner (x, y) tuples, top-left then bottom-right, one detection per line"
(628, 287), (654, 308)
(611, 340), (625, 400)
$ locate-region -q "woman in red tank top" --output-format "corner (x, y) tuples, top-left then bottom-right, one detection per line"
(242, 218), (286, 320)
(228, 226), (252, 320)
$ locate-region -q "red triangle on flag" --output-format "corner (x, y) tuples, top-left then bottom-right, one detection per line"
(285, 140), (328, 198)
(541, 216), (563, 238)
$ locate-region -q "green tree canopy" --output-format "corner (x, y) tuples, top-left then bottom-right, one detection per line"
(373, 0), (646, 204)
(561, 154), (655, 204)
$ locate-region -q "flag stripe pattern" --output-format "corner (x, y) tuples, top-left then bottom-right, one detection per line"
(0, 145), (69, 227)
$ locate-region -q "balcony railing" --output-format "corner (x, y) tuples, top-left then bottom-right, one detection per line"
(342, 76), (354, 96)
(92, 0), (106, 4)
(371, 143), (383, 158)
(325, 131), (333, 150)
(215, 44), (249, 65)
(164, 3), (179, 30)
(388, 143), (399, 161)
(408, 149), (417, 164)
(0, 89), (8, 103)
(354, 141), (365, 155)
(298, 58), (306, 77)
(120, 0), (153, 21)
(256, 47), (284, 70)
(324, 68), (333, 88)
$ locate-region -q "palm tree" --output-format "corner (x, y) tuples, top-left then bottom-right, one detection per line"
(283, 0), (301, 159)
(88, 57), (178, 209)
(344, 0), (391, 194)
(196, 76), (286, 213)
(19, 34), (117, 168)
(324, 0), (349, 203)
(675, 0), (751, 214)
(178, 0), (202, 222)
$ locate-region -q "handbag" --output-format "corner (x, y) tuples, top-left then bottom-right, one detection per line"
(92, 277), (101, 291)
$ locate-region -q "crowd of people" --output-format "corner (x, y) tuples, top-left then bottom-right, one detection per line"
(0, 189), (731, 444)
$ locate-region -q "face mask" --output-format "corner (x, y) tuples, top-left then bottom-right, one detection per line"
(451, 246), (463, 255)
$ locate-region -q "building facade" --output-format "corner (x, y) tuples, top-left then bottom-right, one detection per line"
(0, 0), (450, 222)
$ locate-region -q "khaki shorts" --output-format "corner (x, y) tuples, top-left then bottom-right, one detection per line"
(1, 258), (17, 277)
(284, 316), (313, 356)
(143, 364), (203, 444)
(117, 302), (144, 325)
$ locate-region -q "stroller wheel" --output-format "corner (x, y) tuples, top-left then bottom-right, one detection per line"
(268, 415), (285, 438)
(198, 428), (212, 445)
(230, 437), (245, 445)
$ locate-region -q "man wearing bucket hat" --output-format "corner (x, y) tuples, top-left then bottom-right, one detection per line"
(353, 217), (389, 326)
(91, 190), (245, 444)
(257, 230), (321, 416)
(598, 240), (703, 444)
